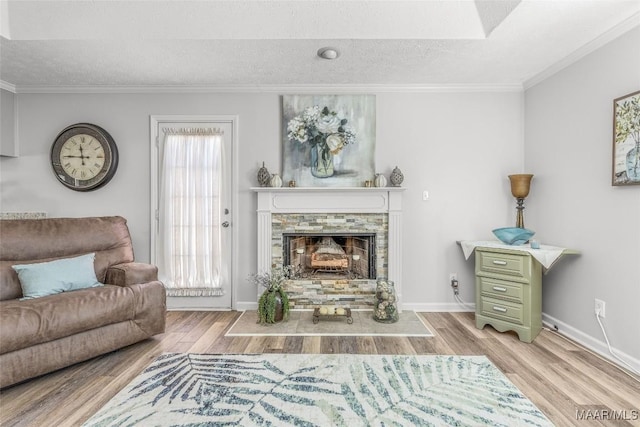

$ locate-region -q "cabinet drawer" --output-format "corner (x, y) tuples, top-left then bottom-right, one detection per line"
(477, 251), (529, 279)
(480, 296), (523, 325)
(479, 277), (524, 302)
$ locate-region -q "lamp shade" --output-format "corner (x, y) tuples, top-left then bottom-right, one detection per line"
(508, 174), (533, 198)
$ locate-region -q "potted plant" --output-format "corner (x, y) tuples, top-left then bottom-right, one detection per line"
(251, 266), (291, 324)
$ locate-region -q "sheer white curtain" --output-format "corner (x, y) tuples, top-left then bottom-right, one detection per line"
(159, 128), (224, 296)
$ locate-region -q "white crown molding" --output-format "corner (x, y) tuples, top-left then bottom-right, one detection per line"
(524, 12), (640, 90)
(7, 83), (524, 95)
(0, 80), (16, 93)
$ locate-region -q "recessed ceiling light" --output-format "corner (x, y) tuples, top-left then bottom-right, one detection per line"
(317, 47), (340, 60)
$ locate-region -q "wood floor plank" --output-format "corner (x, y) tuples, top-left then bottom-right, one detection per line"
(500, 352), (596, 426)
(473, 336), (521, 374)
(187, 321), (229, 353)
(505, 372), (585, 427)
(283, 336), (304, 354)
(301, 335), (322, 353)
(337, 335), (358, 355)
(547, 360), (639, 411)
(1, 310), (638, 427)
(355, 336), (377, 354)
(242, 335), (269, 353)
(372, 336), (417, 355)
(263, 335), (286, 353)
(449, 311), (487, 339)
(319, 336), (340, 354)
(561, 350), (640, 408)
(205, 335), (234, 354)
(169, 311), (208, 333)
(406, 336), (437, 354)
(179, 312), (222, 343)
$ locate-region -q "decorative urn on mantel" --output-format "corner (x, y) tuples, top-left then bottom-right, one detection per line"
(257, 162), (271, 187)
(389, 166), (404, 187)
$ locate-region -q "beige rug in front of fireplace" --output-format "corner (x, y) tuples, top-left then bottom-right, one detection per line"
(225, 310), (433, 337)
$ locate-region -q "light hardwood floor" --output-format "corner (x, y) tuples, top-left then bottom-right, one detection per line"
(1, 311), (638, 426)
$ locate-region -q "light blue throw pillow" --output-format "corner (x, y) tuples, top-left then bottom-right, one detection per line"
(12, 253), (103, 300)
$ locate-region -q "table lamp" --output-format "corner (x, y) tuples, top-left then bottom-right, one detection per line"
(508, 174), (533, 228)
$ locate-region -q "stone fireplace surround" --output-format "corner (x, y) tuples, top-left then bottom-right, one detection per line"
(253, 187), (404, 309)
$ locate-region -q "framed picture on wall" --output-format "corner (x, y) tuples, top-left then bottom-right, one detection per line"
(282, 95), (376, 187)
(612, 90), (640, 186)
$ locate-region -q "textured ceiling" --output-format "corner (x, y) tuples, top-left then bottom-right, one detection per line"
(0, 0), (639, 90)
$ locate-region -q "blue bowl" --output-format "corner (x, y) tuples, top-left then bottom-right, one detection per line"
(492, 227), (535, 245)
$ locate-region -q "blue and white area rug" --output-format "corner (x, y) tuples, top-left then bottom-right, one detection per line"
(83, 353), (553, 427)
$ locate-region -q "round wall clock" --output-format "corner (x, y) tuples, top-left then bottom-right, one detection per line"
(50, 123), (119, 191)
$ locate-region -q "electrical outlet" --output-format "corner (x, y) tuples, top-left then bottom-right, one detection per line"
(449, 273), (459, 295)
(595, 299), (606, 318)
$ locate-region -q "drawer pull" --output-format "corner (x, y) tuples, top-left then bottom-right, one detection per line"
(492, 286), (507, 292)
(492, 306), (508, 313)
(492, 260), (508, 266)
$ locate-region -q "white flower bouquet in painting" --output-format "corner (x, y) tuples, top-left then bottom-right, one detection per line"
(287, 106), (356, 178)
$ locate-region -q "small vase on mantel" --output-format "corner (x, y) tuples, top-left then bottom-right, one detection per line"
(270, 173), (283, 188)
(374, 173), (387, 188)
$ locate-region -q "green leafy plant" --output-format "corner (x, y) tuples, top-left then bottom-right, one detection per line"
(250, 266), (292, 324)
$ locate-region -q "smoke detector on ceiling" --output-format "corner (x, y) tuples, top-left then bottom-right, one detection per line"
(317, 47), (340, 60)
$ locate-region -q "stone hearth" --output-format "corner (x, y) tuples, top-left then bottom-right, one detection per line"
(253, 187), (404, 309)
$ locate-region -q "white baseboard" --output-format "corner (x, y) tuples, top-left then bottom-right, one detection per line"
(236, 301), (258, 311)
(166, 296), (232, 311)
(542, 313), (640, 374)
(402, 302), (475, 312)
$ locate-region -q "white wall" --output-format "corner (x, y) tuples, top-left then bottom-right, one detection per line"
(0, 90), (524, 308)
(525, 27), (640, 364)
(0, 88), (18, 156)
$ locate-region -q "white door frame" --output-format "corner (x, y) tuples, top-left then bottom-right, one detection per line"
(150, 115), (239, 310)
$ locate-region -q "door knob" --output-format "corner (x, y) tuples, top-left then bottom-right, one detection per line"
(222, 221), (230, 228)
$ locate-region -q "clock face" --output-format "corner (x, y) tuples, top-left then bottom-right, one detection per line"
(51, 124), (118, 191)
(59, 134), (106, 181)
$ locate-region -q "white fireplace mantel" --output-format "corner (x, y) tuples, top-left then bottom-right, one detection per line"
(252, 187), (405, 308)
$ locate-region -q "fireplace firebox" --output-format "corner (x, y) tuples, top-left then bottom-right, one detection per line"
(253, 187), (403, 310)
(283, 233), (376, 280)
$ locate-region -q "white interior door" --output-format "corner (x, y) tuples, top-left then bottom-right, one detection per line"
(151, 116), (235, 310)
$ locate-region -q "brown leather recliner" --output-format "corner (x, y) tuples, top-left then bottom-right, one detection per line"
(0, 216), (166, 388)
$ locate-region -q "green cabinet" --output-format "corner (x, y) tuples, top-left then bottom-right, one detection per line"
(475, 248), (542, 343)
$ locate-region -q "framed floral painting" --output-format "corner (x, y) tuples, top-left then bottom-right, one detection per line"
(282, 95), (376, 187)
(612, 90), (640, 186)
